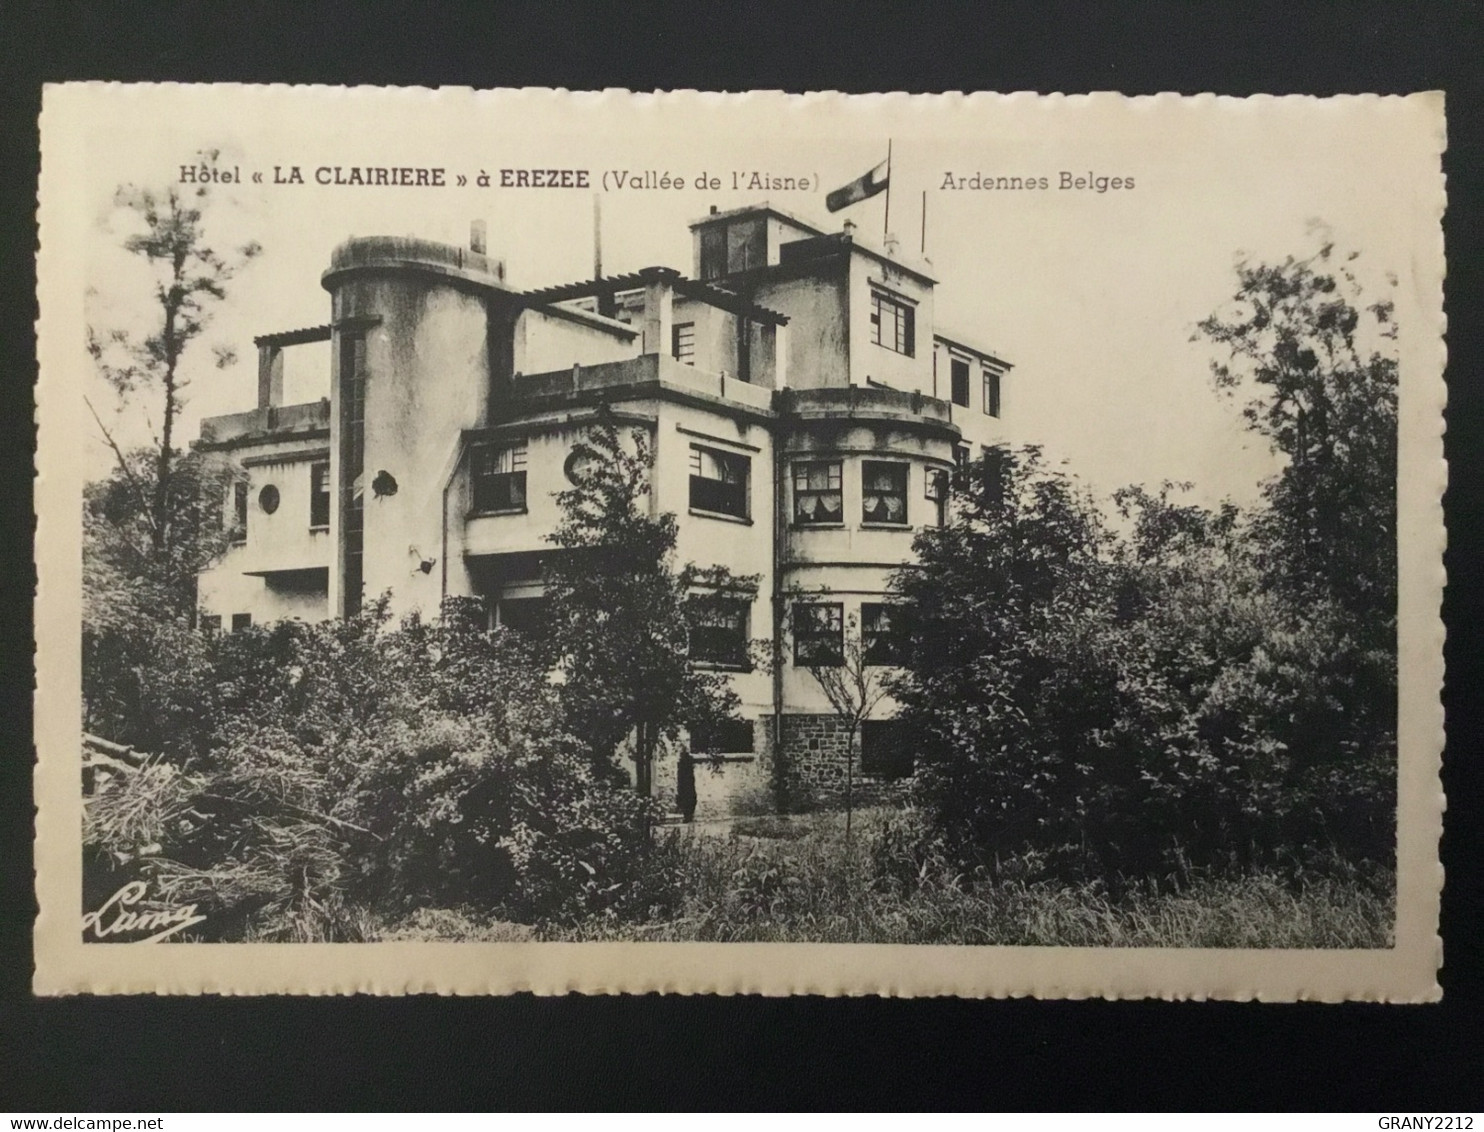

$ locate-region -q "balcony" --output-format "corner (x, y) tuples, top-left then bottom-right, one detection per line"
(779, 386), (958, 436)
(495, 354), (776, 418)
(198, 400), (332, 449)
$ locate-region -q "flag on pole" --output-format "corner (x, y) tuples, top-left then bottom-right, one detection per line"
(825, 157), (890, 212)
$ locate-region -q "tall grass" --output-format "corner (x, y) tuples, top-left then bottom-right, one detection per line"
(532, 808), (1395, 948)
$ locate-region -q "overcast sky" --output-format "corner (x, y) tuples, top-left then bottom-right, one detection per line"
(75, 89), (1437, 511)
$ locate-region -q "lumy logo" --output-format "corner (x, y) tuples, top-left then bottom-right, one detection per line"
(81, 881), (207, 943)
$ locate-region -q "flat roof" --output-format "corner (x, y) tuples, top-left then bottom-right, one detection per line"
(520, 266), (789, 326)
(254, 324), (332, 348)
(934, 326), (1012, 369)
(691, 200), (938, 285)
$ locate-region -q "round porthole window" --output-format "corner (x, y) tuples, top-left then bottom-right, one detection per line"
(564, 450), (595, 485)
(258, 484), (280, 514)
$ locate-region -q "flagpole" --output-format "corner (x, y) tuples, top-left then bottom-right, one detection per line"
(920, 189), (927, 255)
(883, 139), (893, 240)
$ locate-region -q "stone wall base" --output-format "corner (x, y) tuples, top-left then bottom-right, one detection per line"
(761, 713), (912, 814)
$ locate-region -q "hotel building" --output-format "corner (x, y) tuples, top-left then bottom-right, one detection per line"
(195, 203), (1012, 812)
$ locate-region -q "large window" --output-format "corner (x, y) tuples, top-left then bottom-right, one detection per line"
(870, 290), (915, 357)
(496, 597), (546, 638)
(983, 366), (1002, 417)
(862, 461), (909, 525)
(689, 445), (749, 519)
(672, 322), (695, 365)
(862, 603), (910, 666)
(950, 356), (970, 407)
(472, 442), (528, 513)
(860, 720), (914, 779)
(793, 602), (844, 667)
(700, 218), (765, 279)
(309, 461), (330, 529)
(793, 460), (843, 525)
(687, 599), (749, 667)
(690, 717), (755, 755)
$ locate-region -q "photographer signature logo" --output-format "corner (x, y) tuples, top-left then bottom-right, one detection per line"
(82, 881), (207, 943)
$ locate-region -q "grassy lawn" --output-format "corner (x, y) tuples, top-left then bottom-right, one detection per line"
(374, 807), (1395, 949)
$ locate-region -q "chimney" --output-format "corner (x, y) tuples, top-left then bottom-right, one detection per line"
(710, 205), (719, 215)
(469, 220), (487, 255)
(842, 219), (857, 238)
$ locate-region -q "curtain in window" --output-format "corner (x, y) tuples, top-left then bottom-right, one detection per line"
(863, 464), (906, 522)
(794, 463), (843, 521)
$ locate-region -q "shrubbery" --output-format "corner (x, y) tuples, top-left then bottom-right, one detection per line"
(84, 599), (670, 940)
(890, 452), (1395, 887)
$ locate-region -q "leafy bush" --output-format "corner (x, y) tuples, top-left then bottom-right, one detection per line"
(82, 598), (669, 939)
(890, 450), (1396, 887)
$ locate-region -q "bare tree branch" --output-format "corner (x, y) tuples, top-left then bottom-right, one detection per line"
(83, 394), (159, 541)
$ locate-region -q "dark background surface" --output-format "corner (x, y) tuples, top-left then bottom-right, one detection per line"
(1, 0), (1481, 1111)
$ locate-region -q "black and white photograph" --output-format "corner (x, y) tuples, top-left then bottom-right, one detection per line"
(33, 85), (1445, 999)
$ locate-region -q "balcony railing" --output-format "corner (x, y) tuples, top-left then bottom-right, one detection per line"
(498, 354), (775, 415)
(198, 400), (332, 446)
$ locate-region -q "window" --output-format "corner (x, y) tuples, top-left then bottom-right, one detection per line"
(727, 220), (765, 273)
(793, 602), (844, 667)
(860, 720), (914, 779)
(700, 225), (727, 280)
(952, 443), (972, 489)
(793, 460), (843, 525)
(981, 445), (1008, 509)
(472, 442), (528, 513)
(689, 445), (749, 519)
(690, 717), (755, 755)
(687, 599), (749, 667)
(496, 597), (546, 637)
(862, 461), (908, 525)
(672, 322), (696, 365)
(862, 603), (910, 666)
(231, 613), (252, 633)
(309, 461), (330, 529)
(229, 481), (248, 542)
(925, 467), (950, 527)
(258, 484), (280, 515)
(983, 366), (1002, 417)
(699, 219), (764, 279)
(870, 290), (915, 356)
(950, 357), (970, 407)
(199, 614), (221, 637)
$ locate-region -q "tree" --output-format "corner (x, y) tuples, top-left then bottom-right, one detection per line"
(86, 163), (261, 601)
(1193, 235), (1400, 866)
(1195, 235), (1397, 640)
(82, 165), (262, 740)
(544, 412), (754, 800)
(890, 447), (1128, 874)
(82, 449), (237, 745)
(796, 606), (891, 839)
(886, 239), (1402, 884)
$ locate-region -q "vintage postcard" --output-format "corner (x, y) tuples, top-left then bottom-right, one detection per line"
(34, 85), (1446, 998)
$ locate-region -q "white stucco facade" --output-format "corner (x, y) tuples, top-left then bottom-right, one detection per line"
(194, 203), (1015, 809)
